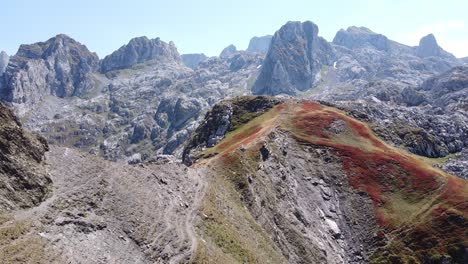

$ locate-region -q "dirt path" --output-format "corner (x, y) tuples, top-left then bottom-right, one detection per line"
(11, 146), (207, 263)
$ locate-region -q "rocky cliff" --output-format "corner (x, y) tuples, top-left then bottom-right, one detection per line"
(252, 21), (334, 95)
(0, 51), (8, 74)
(416, 34), (456, 60)
(0, 35), (99, 113)
(246, 35), (272, 53)
(0, 103), (51, 211)
(4, 97), (465, 263)
(100, 36), (181, 73)
(219, 44), (237, 59)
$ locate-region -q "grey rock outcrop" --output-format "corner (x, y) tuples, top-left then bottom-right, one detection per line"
(0, 34), (99, 111)
(219, 44), (237, 58)
(0, 103), (51, 210)
(100, 36), (181, 72)
(253, 21), (334, 95)
(416, 34), (455, 60)
(333, 26), (394, 51)
(461, 57), (468, 65)
(0, 51), (9, 74)
(421, 66), (468, 95)
(181, 53), (207, 69)
(419, 66), (468, 111)
(246, 35), (272, 53)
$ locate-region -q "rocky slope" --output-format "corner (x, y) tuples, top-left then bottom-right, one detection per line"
(252, 21), (334, 95)
(183, 98), (467, 263)
(4, 97), (466, 263)
(246, 35), (272, 53)
(100, 36), (181, 72)
(1, 144), (205, 263)
(0, 103), (51, 211)
(0, 35), (99, 115)
(253, 22), (460, 98)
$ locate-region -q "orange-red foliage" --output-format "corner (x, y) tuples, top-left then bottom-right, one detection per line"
(219, 125), (263, 157)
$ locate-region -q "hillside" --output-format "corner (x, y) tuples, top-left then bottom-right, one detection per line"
(185, 97), (468, 263)
(0, 97), (466, 263)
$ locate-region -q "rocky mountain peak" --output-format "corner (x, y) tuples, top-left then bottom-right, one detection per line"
(100, 36), (181, 73)
(246, 35), (272, 53)
(0, 51), (8, 74)
(219, 44), (237, 58)
(417, 33), (442, 57)
(252, 21), (334, 95)
(0, 35), (99, 111)
(332, 26), (391, 51)
(15, 34), (98, 63)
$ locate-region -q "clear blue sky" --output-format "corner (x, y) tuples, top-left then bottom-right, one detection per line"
(1, 0), (467, 57)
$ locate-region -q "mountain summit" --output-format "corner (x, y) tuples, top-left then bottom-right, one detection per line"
(252, 21), (334, 95)
(0, 34), (99, 111)
(100, 36), (181, 73)
(332, 26), (393, 51)
(416, 33), (456, 60)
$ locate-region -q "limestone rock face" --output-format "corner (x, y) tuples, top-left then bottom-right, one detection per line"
(252, 21), (335, 95)
(333, 26), (392, 51)
(100, 36), (181, 72)
(0, 51), (8, 74)
(416, 34), (456, 60)
(0, 103), (51, 210)
(0, 35), (99, 110)
(181, 53), (207, 69)
(219, 44), (237, 59)
(421, 66), (468, 95)
(246, 35), (272, 53)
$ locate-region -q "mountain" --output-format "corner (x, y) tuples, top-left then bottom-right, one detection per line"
(182, 97), (467, 263)
(333, 26), (397, 51)
(181, 53), (208, 69)
(246, 35), (272, 53)
(0, 103), (51, 211)
(0, 51), (8, 74)
(219, 44), (237, 58)
(0, 18), (466, 263)
(9, 35), (263, 161)
(416, 34), (456, 60)
(0, 34), (99, 114)
(1, 21), (466, 168)
(252, 21), (334, 95)
(2, 96), (465, 263)
(100, 36), (181, 73)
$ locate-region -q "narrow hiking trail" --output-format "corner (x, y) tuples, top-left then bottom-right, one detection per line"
(10, 146), (207, 263)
